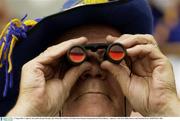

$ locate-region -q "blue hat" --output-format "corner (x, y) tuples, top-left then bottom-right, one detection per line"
(0, 0), (153, 116)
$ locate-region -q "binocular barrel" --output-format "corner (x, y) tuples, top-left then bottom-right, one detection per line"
(67, 43), (126, 65)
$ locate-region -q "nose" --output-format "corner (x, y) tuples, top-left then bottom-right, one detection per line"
(80, 63), (106, 81)
(86, 50), (105, 64)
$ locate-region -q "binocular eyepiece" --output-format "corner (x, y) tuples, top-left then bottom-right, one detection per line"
(67, 43), (127, 65)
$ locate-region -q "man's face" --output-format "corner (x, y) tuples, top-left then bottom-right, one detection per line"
(57, 25), (126, 116)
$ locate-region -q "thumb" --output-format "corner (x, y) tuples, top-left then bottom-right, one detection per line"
(101, 61), (130, 96)
(62, 62), (92, 93)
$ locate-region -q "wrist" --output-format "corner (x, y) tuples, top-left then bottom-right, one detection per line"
(6, 96), (40, 116)
(144, 93), (180, 117)
(7, 101), (34, 116)
(153, 95), (180, 116)
(7, 96), (60, 116)
(166, 96), (180, 116)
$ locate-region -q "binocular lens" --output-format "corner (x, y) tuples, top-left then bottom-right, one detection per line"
(108, 45), (125, 61)
(69, 47), (86, 63)
(68, 43), (126, 65)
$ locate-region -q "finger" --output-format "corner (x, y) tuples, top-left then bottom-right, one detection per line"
(115, 34), (157, 48)
(43, 65), (56, 80)
(62, 62), (92, 93)
(106, 34), (131, 43)
(106, 35), (118, 43)
(101, 61), (130, 96)
(34, 37), (88, 64)
(20, 62), (46, 88)
(127, 44), (165, 60)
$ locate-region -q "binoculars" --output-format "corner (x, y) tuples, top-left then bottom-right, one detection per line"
(67, 43), (128, 65)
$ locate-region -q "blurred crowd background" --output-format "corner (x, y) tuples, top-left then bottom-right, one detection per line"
(0, 0), (180, 95)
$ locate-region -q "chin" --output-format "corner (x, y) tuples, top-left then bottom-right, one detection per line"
(62, 94), (123, 117)
(62, 103), (117, 117)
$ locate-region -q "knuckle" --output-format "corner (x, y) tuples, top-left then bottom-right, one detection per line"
(22, 61), (42, 73)
(163, 57), (170, 63)
(137, 45), (145, 54)
(22, 63), (28, 70)
(163, 57), (172, 67)
(134, 35), (143, 42)
(122, 34), (131, 37)
(61, 39), (75, 48)
(60, 41), (68, 47)
(42, 46), (56, 58)
(145, 34), (154, 39)
(69, 39), (77, 45)
(136, 44), (143, 49)
(135, 34), (143, 37)
(156, 56), (173, 68)
(135, 34), (157, 45)
(22, 61), (33, 70)
(147, 44), (154, 50)
(134, 37), (140, 44)
(39, 52), (45, 57)
(146, 34), (157, 43)
(46, 46), (55, 52)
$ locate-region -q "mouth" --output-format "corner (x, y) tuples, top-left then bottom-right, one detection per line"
(73, 92), (113, 102)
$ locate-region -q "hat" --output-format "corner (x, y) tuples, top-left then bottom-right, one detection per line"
(0, 0), (153, 116)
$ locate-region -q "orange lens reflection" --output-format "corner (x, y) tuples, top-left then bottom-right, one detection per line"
(109, 45), (125, 61)
(69, 47), (86, 63)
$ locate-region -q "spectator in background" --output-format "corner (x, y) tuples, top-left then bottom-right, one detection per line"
(150, 0), (180, 44)
(149, 0), (180, 101)
(168, 2), (180, 42)
(0, 0), (10, 32)
(149, 0), (164, 27)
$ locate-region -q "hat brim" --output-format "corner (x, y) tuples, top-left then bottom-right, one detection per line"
(23, 0), (153, 59)
(19, 0), (153, 61)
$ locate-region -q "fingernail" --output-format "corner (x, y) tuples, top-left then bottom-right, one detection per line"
(80, 36), (88, 40)
(101, 61), (111, 69)
(106, 35), (113, 39)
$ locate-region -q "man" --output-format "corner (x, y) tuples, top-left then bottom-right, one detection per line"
(0, 0), (180, 116)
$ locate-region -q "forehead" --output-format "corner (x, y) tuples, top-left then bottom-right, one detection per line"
(57, 24), (121, 43)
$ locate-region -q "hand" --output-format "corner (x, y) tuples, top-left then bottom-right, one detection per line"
(7, 37), (91, 116)
(101, 34), (180, 116)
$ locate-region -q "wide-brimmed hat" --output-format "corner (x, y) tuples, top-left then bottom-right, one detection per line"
(0, 0), (153, 116)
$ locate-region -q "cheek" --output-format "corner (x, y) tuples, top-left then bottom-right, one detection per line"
(106, 75), (125, 113)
